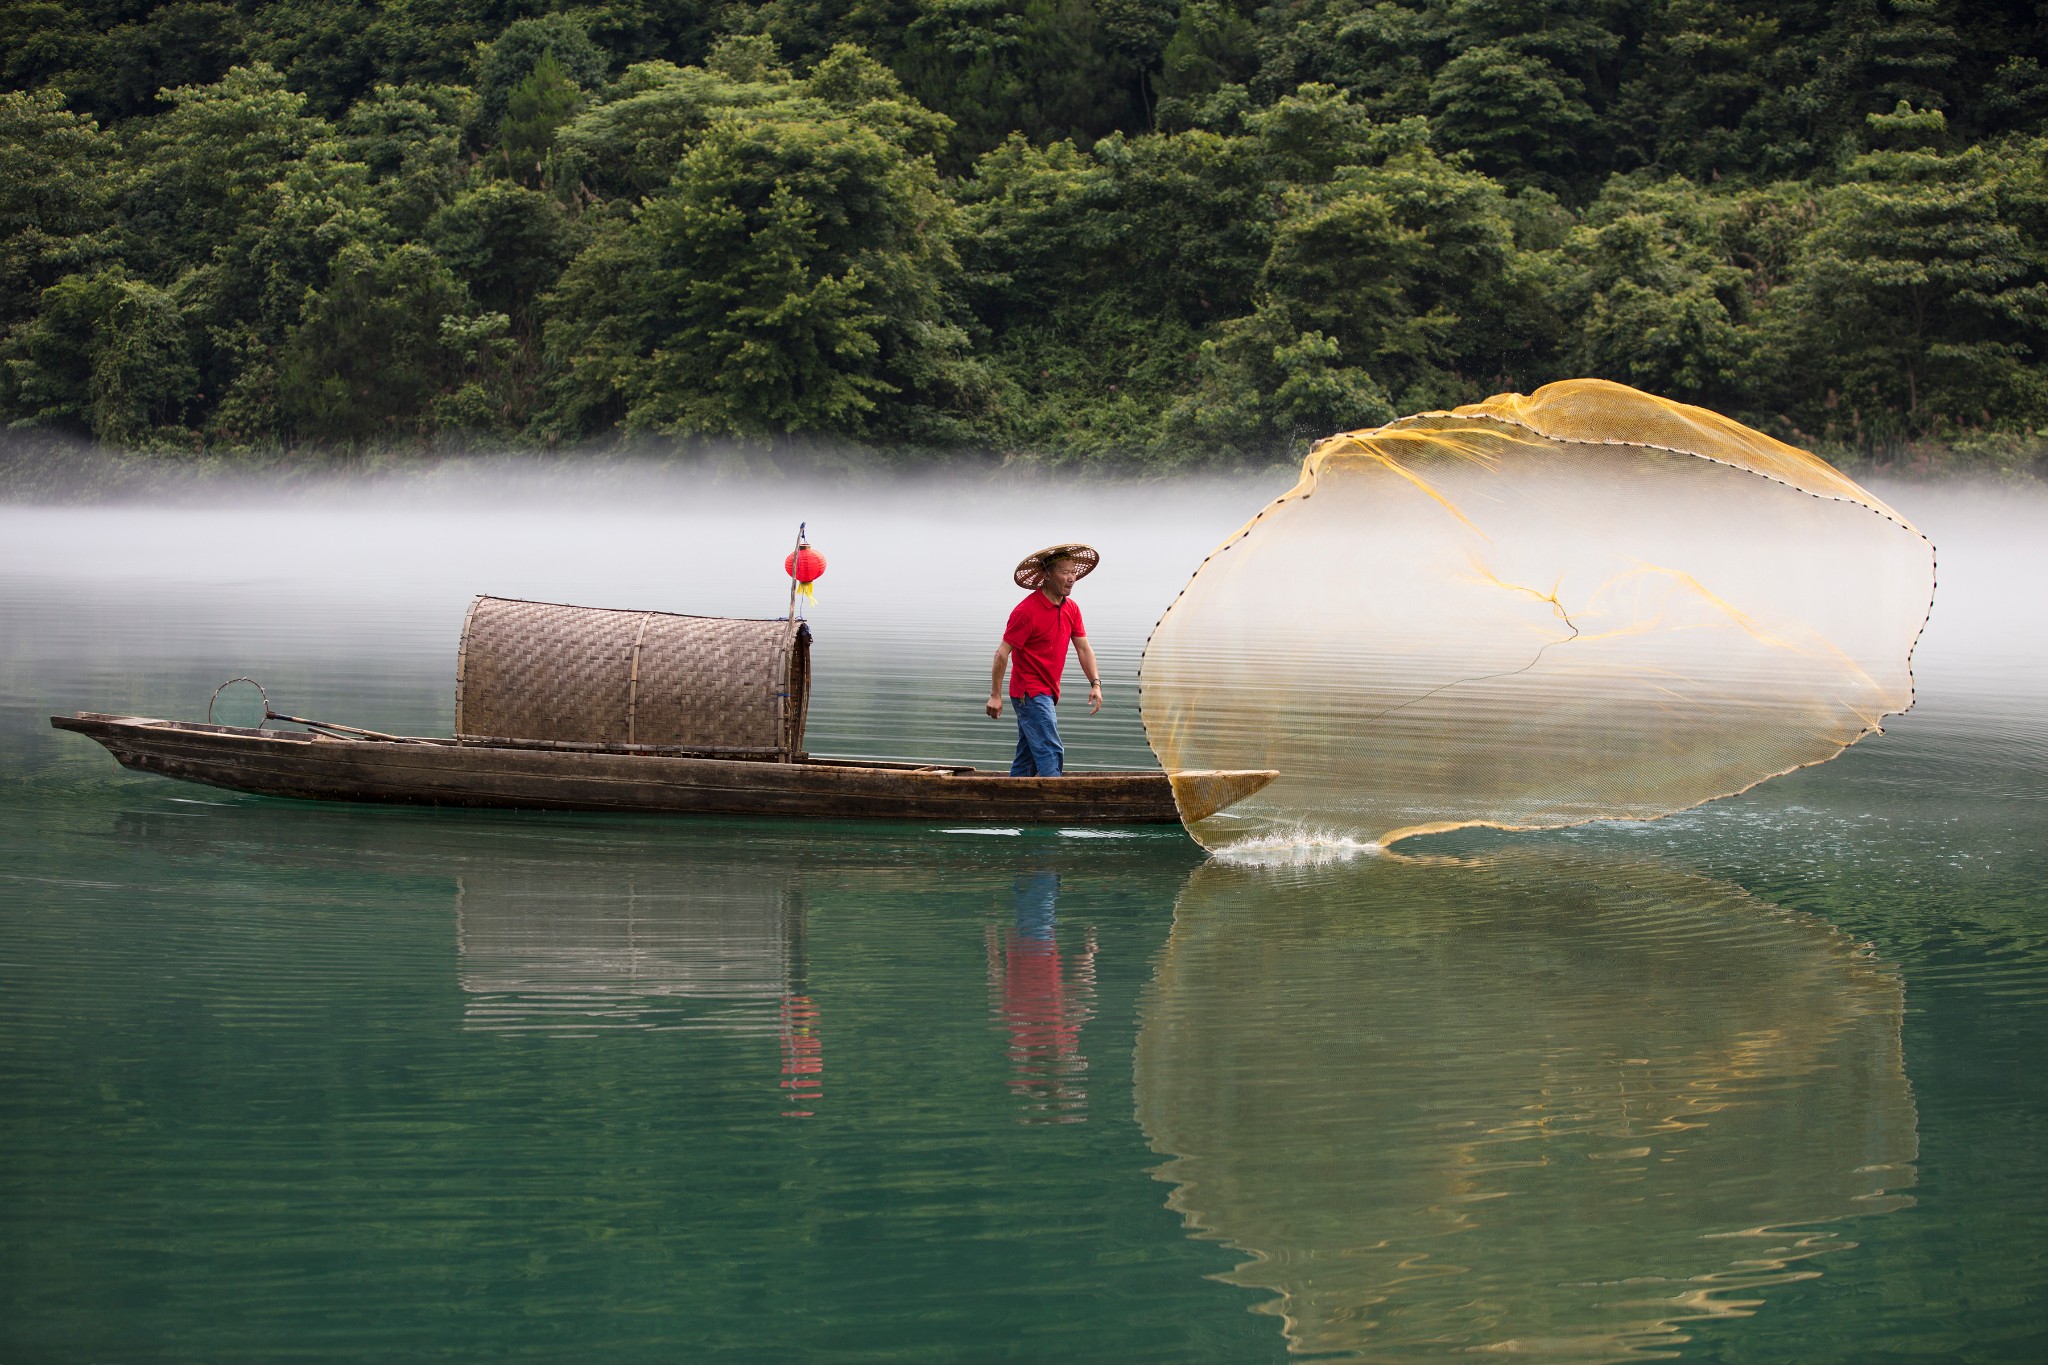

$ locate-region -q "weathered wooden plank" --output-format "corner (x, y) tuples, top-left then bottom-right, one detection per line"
(51, 713), (1273, 825)
(102, 730), (1158, 819)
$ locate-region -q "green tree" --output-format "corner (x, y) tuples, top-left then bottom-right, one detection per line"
(475, 12), (611, 141)
(1155, 1), (1260, 105)
(247, 0), (492, 117)
(428, 182), (577, 322)
(543, 44), (976, 442)
(1610, 0), (1797, 179)
(1389, 1), (1624, 195)
(2, 267), (196, 444)
(498, 49), (585, 186)
(1243, 80), (1388, 183)
(1165, 312), (1395, 460)
(117, 63), (325, 282)
(1620, 0), (1967, 180)
(1098, 0), (1180, 125)
(553, 54), (794, 203)
(1827, 0), (1961, 131)
(746, 0), (922, 65)
(1428, 43), (1601, 194)
(244, 0), (394, 118)
(0, 3), (96, 98)
(183, 144), (398, 446)
(277, 241), (474, 445)
(572, 0), (725, 67)
(70, 2), (248, 122)
(1169, 116), (1543, 454)
(0, 88), (119, 328)
(1759, 104), (2048, 445)
(1559, 175), (1751, 401)
(956, 120), (1274, 454)
(334, 80), (470, 237)
(7, 0), (2047, 461)
(893, 0), (1152, 169)
(1245, 0), (1442, 122)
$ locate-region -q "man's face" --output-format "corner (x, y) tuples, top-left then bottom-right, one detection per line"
(1045, 557), (1081, 597)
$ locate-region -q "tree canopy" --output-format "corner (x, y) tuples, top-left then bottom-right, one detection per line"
(2, 1), (2043, 467)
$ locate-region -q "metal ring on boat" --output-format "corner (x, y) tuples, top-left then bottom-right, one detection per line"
(207, 677), (271, 730)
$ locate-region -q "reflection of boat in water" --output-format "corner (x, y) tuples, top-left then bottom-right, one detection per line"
(458, 863), (802, 1033)
(53, 597), (1273, 824)
(455, 855), (824, 1114)
(1134, 851), (1917, 1362)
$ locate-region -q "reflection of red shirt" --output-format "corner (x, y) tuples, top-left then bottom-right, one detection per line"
(1004, 592), (1085, 701)
(1004, 937), (1079, 1061)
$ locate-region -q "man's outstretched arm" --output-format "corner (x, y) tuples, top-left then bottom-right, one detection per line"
(1074, 637), (1103, 714)
(987, 642), (1012, 719)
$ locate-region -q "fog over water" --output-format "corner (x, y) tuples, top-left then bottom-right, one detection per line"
(3, 464), (2042, 770)
(3, 464), (1284, 770)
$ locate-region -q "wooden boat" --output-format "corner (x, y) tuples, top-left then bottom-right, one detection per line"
(50, 712), (1277, 825)
(52, 595), (1276, 826)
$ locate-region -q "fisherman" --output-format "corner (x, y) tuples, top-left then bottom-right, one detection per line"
(986, 545), (1103, 777)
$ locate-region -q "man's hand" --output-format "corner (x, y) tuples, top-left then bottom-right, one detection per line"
(989, 644), (1011, 720)
(1074, 637), (1104, 716)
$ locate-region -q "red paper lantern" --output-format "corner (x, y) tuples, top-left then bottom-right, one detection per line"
(785, 546), (826, 584)
(785, 542), (826, 602)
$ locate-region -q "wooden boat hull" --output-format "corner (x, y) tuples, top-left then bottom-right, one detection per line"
(51, 713), (1276, 826)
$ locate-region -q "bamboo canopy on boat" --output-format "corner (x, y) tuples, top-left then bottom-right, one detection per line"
(455, 596), (812, 759)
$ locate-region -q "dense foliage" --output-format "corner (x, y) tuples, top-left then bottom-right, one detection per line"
(2, 1), (2044, 466)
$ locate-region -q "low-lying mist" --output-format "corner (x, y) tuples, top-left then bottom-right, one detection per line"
(3, 457), (2042, 772)
(1, 460), (1281, 767)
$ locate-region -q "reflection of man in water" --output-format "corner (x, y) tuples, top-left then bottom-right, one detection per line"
(986, 871), (1096, 1123)
(985, 545), (1103, 777)
(778, 993), (823, 1119)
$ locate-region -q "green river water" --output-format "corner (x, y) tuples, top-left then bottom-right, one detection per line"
(2, 476), (2043, 1362)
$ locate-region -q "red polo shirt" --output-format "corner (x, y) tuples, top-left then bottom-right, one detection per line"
(1004, 591), (1085, 701)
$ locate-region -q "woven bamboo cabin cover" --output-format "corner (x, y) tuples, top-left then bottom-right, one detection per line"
(455, 596), (811, 758)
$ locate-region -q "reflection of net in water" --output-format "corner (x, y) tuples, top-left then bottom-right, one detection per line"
(1140, 380), (1935, 851)
(1133, 852), (1917, 1362)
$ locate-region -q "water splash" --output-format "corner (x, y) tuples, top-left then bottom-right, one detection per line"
(1207, 829), (1381, 867)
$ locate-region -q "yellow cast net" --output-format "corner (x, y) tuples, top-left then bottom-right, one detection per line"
(1140, 379), (1936, 852)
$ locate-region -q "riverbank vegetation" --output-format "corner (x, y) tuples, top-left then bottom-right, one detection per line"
(2, 2), (2044, 470)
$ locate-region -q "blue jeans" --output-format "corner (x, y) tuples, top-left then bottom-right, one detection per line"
(1009, 693), (1064, 777)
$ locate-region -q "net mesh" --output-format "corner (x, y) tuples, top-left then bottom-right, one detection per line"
(1140, 379), (1936, 851)
(1134, 850), (1915, 1358)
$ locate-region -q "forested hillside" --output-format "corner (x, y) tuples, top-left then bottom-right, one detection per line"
(3, 1), (2044, 467)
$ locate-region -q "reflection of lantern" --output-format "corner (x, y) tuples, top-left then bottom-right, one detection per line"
(784, 525), (826, 608)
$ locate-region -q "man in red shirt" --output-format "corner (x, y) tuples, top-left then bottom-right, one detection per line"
(985, 544), (1103, 776)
